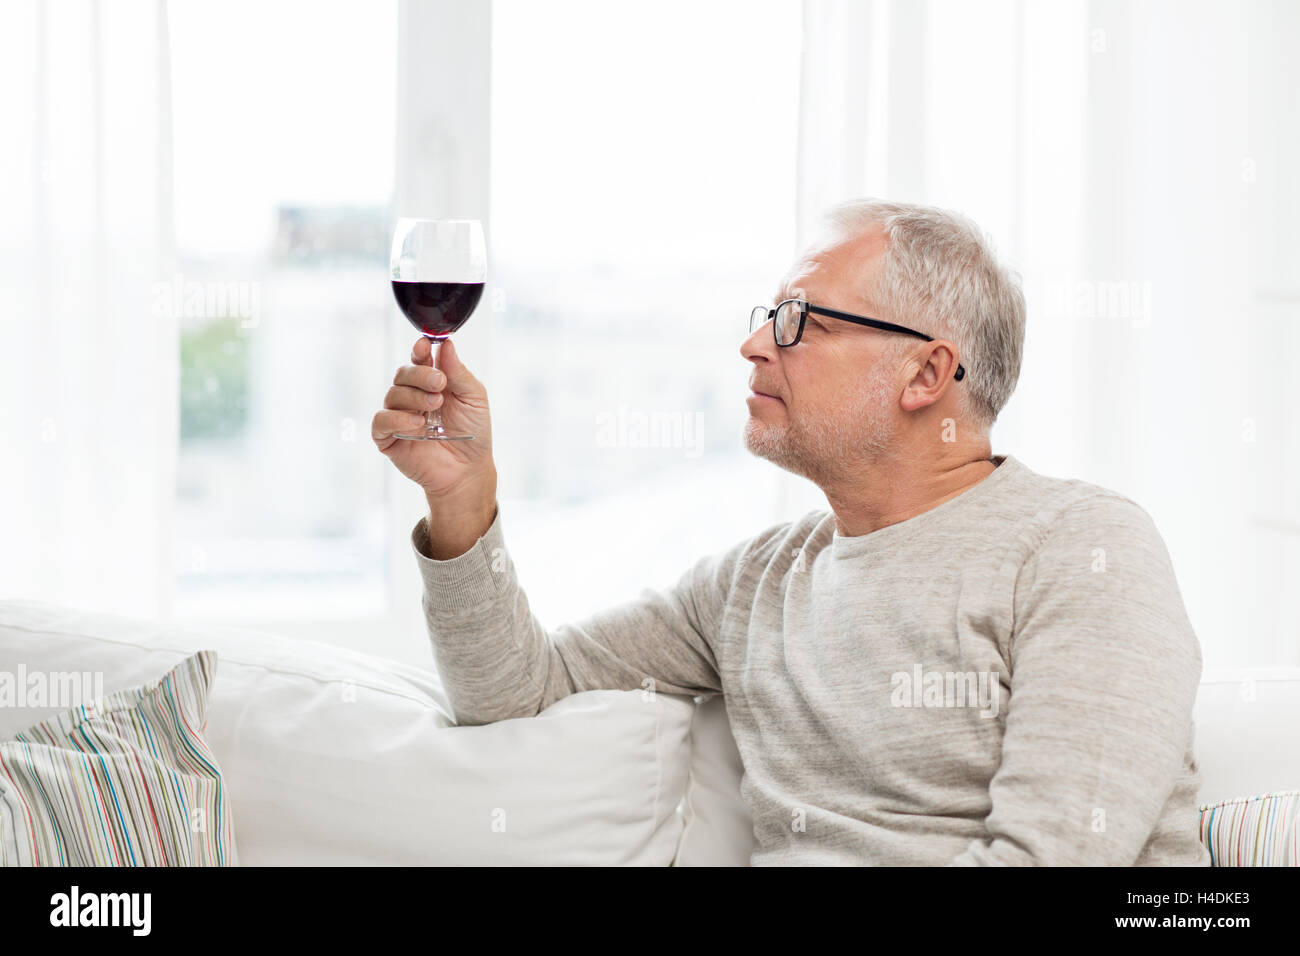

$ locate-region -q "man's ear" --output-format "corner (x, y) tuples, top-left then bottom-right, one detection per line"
(899, 340), (960, 413)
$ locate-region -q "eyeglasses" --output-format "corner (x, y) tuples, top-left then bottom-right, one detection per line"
(749, 298), (966, 382)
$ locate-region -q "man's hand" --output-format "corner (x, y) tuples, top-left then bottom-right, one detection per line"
(373, 337), (498, 559)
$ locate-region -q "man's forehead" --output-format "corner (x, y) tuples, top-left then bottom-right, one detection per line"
(773, 249), (835, 301)
(772, 276), (820, 303)
(775, 231), (885, 305)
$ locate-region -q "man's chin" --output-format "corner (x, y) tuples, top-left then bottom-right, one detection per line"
(743, 420), (791, 466)
(744, 419), (833, 483)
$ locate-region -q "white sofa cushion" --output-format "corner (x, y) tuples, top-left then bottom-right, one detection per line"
(0, 600), (695, 866)
(1193, 667), (1300, 807)
(673, 694), (755, 866)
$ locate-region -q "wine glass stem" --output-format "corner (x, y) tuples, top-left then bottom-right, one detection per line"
(427, 336), (446, 437)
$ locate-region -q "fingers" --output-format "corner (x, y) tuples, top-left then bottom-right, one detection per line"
(385, 382), (445, 412)
(434, 338), (486, 401)
(411, 336), (433, 366)
(371, 408), (428, 445)
(405, 337), (481, 398)
(393, 363), (447, 393)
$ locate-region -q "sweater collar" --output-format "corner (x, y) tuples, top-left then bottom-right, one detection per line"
(827, 454), (1023, 558)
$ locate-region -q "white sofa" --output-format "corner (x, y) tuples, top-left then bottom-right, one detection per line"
(1, 599), (1296, 865)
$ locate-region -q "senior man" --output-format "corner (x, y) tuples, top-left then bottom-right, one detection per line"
(372, 198), (1209, 866)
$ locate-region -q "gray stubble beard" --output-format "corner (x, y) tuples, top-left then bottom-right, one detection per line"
(742, 372), (896, 486)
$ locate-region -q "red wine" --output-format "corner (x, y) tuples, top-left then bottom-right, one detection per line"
(391, 280), (484, 337)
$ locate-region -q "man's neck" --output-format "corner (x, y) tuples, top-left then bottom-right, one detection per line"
(823, 443), (999, 538)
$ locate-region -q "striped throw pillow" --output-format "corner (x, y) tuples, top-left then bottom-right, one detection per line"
(0, 650), (236, 866)
(1199, 791), (1299, 866)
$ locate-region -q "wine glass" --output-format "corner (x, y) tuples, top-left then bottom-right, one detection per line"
(390, 218), (486, 440)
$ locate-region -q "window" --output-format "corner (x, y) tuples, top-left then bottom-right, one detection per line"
(170, 1), (397, 621)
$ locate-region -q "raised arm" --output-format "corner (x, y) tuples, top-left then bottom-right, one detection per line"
(375, 332), (770, 726)
(412, 504), (758, 725)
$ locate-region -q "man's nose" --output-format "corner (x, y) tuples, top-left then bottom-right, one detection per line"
(740, 323), (776, 363)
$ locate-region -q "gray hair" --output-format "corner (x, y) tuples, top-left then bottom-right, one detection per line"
(819, 198), (1025, 431)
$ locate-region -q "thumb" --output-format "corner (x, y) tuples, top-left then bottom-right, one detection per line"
(435, 338), (486, 401)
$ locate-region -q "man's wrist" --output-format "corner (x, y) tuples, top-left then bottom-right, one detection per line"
(422, 473), (498, 560)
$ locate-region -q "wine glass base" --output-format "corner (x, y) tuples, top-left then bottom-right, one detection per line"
(394, 432), (476, 441)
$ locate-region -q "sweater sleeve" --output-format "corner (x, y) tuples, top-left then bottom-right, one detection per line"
(949, 491), (1204, 866)
(411, 502), (751, 726)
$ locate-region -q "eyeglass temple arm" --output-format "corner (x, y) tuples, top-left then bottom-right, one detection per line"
(806, 304), (966, 381)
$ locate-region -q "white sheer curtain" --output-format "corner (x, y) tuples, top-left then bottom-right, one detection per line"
(0, 0), (177, 619)
(796, 0), (1299, 667)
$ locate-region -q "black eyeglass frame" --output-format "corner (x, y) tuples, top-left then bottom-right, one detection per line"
(750, 299), (966, 382)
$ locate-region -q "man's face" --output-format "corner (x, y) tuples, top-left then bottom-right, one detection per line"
(740, 227), (905, 483)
